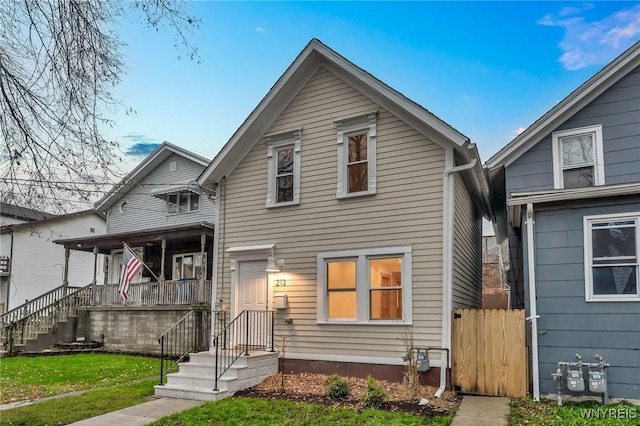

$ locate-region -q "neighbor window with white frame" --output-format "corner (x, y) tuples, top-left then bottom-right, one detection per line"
(317, 246), (412, 323)
(552, 125), (604, 189)
(266, 129), (301, 207)
(335, 112), (377, 198)
(167, 192), (199, 214)
(584, 213), (639, 302)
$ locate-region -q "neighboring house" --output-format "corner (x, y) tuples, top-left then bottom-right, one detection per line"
(481, 220), (509, 309)
(55, 142), (215, 293)
(197, 39), (491, 392)
(0, 208), (106, 313)
(486, 41), (640, 402)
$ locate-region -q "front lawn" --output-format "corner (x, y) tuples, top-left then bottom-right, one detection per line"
(509, 398), (639, 426)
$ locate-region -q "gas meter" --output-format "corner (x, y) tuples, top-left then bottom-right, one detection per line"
(416, 349), (430, 372)
(588, 369), (607, 394)
(566, 366), (584, 392)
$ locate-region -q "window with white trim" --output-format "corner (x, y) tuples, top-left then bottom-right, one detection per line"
(317, 246), (412, 323)
(584, 213), (639, 301)
(266, 129), (301, 207)
(552, 125), (604, 189)
(335, 112), (377, 198)
(167, 192), (199, 214)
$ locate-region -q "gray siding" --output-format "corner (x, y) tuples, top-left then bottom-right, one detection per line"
(534, 197), (640, 400)
(506, 65), (640, 195)
(452, 173), (483, 309)
(107, 153), (215, 234)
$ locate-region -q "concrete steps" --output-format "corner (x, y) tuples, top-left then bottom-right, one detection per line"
(154, 350), (278, 402)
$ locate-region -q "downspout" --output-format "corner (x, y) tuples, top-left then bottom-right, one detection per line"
(435, 152), (477, 398)
(525, 203), (540, 401)
(209, 179), (222, 351)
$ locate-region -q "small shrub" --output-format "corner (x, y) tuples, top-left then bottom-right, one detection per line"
(325, 374), (350, 400)
(360, 375), (387, 408)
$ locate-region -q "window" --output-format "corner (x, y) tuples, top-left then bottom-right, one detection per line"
(552, 125), (604, 189)
(266, 129), (301, 207)
(584, 213), (639, 302)
(335, 112), (377, 198)
(317, 246), (412, 323)
(167, 192), (199, 214)
(173, 253), (206, 280)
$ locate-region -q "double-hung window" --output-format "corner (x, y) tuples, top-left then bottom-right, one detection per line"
(266, 129), (301, 207)
(335, 112), (377, 198)
(584, 213), (639, 301)
(167, 192), (199, 214)
(317, 246), (412, 323)
(552, 125), (604, 189)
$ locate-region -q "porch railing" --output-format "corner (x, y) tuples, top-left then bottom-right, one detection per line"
(212, 310), (274, 391)
(158, 309), (211, 384)
(2, 284), (93, 354)
(0, 284), (82, 327)
(92, 280), (212, 307)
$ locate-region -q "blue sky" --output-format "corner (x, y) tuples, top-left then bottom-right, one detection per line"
(109, 1), (640, 169)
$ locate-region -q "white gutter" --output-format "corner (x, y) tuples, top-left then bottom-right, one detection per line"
(435, 152), (477, 398)
(525, 203), (540, 402)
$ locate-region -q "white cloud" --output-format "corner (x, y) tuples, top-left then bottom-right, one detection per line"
(256, 27), (266, 34)
(515, 127), (526, 136)
(539, 4), (640, 70)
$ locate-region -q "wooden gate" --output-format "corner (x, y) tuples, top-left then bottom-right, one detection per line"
(451, 309), (526, 398)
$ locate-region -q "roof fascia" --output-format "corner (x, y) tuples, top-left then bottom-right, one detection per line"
(507, 183), (640, 206)
(486, 41), (640, 169)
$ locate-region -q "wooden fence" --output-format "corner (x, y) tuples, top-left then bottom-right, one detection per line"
(451, 309), (526, 398)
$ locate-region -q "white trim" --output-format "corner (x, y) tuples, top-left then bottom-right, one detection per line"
(227, 244), (276, 253)
(552, 125), (604, 189)
(316, 246), (412, 324)
(583, 212), (640, 302)
(209, 188), (221, 350)
(525, 203), (540, 402)
(266, 129), (302, 207)
(171, 252), (207, 280)
(285, 351), (442, 367)
(335, 111), (377, 198)
(507, 183), (640, 211)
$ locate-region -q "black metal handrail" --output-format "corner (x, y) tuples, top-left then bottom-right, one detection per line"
(212, 310), (274, 391)
(158, 309), (211, 385)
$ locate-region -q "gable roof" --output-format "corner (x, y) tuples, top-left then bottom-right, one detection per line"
(0, 202), (57, 222)
(486, 40), (640, 169)
(198, 38), (478, 188)
(95, 142), (210, 213)
(1, 209), (104, 234)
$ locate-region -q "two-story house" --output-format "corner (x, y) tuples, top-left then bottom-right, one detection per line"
(486, 41), (640, 402)
(196, 39), (490, 394)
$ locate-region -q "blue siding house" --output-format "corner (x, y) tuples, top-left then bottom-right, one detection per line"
(486, 41), (640, 402)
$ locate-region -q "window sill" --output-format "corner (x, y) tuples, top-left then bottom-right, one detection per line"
(167, 209), (200, 216)
(586, 296), (640, 302)
(336, 191), (376, 200)
(316, 319), (410, 326)
(266, 201), (300, 209)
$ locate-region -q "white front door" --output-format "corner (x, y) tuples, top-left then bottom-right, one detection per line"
(236, 260), (268, 347)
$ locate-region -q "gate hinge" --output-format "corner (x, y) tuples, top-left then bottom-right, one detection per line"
(453, 313), (462, 319)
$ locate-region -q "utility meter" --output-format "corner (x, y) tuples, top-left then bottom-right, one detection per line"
(566, 367), (584, 392)
(588, 370), (607, 394)
(416, 350), (430, 372)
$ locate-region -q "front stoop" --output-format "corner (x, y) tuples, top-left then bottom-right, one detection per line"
(154, 350), (279, 402)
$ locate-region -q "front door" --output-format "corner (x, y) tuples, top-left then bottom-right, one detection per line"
(236, 260), (268, 347)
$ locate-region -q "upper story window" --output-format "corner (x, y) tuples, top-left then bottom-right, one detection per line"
(266, 129), (301, 207)
(317, 246), (412, 324)
(584, 212), (639, 302)
(552, 125), (604, 189)
(335, 112), (377, 198)
(167, 192), (199, 214)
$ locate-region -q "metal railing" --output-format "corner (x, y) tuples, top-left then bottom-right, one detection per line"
(157, 310), (211, 384)
(212, 310), (274, 391)
(2, 284), (93, 355)
(92, 280), (212, 306)
(0, 284), (82, 326)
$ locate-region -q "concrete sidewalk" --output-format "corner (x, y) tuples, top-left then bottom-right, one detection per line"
(450, 395), (511, 426)
(67, 397), (205, 426)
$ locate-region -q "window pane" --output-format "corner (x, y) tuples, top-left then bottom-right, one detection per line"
(370, 257), (402, 319)
(167, 194), (178, 214)
(179, 193), (189, 212)
(563, 166), (593, 188)
(562, 135), (593, 165)
(328, 291), (356, 319)
(277, 148), (294, 174)
(276, 176), (294, 203)
(370, 289), (402, 319)
(348, 163), (368, 193)
(348, 134), (367, 162)
(592, 226), (636, 260)
(327, 261), (356, 289)
(190, 194), (199, 211)
(593, 266), (637, 295)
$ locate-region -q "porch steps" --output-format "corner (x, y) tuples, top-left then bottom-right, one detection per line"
(154, 350), (278, 402)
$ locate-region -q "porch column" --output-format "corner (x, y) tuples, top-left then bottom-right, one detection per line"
(160, 239), (166, 282)
(200, 233), (206, 303)
(63, 248), (70, 287)
(92, 247), (98, 305)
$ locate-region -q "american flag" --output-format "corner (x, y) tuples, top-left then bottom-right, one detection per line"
(119, 244), (143, 301)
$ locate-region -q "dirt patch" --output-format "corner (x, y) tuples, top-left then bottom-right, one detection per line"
(235, 372), (460, 417)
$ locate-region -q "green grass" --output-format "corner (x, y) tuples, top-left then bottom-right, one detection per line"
(148, 397), (451, 426)
(0, 353), (158, 403)
(0, 379), (157, 426)
(509, 398), (639, 426)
